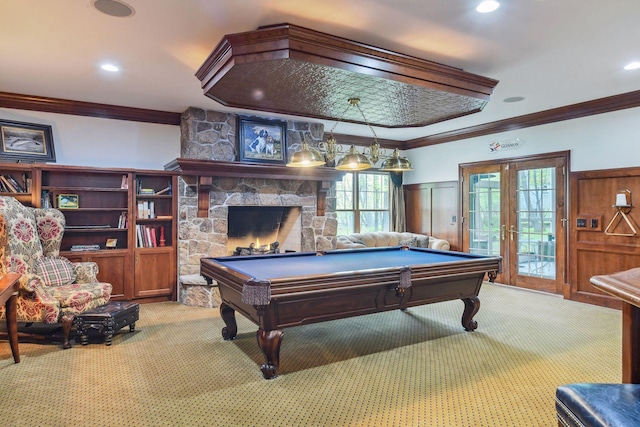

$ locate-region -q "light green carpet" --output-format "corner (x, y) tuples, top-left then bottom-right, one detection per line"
(0, 283), (621, 426)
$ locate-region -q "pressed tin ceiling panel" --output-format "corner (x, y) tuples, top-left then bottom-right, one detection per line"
(196, 23), (499, 128)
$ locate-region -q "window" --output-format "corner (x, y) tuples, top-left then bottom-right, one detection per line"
(335, 172), (390, 235)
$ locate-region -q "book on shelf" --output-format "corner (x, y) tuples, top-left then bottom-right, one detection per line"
(0, 176), (13, 193)
(136, 224), (161, 248)
(137, 201), (155, 219)
(6, 175), (24, 192)
(136, 177), (154, 194)
(118, 211), (128, 228)
(23, 174), (31, 192)
(70, 244), (101, 252)
(0, 175), (20, 192)
(65, 225), (111, 229)
(155, 184), (172, 195)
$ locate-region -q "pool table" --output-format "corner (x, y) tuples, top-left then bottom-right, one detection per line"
(201, 246), (502, 379)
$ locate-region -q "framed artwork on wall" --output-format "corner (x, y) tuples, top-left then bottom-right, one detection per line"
(0, 119), (56, 163)
(237, 116), (287, 165)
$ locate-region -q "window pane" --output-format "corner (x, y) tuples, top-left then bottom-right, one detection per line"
(358, 173), (389, 210)
(336, 211), (355, 235)
(359, 211), (389, 233)
(335, 173), (354, 210)
(335, 171), (390, 234)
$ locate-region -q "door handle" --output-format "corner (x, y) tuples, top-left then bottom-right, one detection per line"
(509, 225), (517, 241)
(501, 224), (506, 241)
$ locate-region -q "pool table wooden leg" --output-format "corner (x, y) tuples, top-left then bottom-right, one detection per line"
(257, 328), (283, 380)
(220, 303), (238, 340)
(461, 297), (480, 331)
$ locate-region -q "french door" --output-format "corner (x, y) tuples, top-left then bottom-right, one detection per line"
(460, 152), (568, 294)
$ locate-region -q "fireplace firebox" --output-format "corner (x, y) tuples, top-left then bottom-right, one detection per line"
(226, 206), (301, 255)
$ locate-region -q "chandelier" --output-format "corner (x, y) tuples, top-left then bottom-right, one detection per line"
(286, 98), (413, 172)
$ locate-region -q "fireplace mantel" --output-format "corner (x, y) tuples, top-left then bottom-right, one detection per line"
(164, 158), (345, 181)
(164, 158), (346, 217)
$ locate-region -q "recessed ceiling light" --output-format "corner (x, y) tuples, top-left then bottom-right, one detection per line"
(504, 96), (525, 103)
(624, 61), (640, 70)
(101, 64), (120, 72)
(92, 0), (135, 18)
(476, 1), (500, 13)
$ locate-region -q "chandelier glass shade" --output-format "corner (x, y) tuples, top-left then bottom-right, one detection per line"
(286, 98), (413, 172)
(285, 141), (325, 167)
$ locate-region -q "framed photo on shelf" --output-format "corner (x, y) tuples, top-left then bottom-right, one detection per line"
(0, 119), (56, 163)
(106, 238), (118, 249)
(57, 194), (79, 209)
(237, 116), (287, 165)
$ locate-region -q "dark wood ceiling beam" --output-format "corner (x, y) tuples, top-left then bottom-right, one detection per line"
(0, 92), (181, 126)
(404, 90), (640, 149)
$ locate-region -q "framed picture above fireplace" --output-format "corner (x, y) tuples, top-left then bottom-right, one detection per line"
(237, 116), (287, 165)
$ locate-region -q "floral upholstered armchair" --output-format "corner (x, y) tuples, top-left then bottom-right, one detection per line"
(0, 196), (112, 348)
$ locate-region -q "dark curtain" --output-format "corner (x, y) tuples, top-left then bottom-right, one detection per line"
(390, 172), (406, 232)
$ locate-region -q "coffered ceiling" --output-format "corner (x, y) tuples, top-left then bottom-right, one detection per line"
(0, 0), (639, 142)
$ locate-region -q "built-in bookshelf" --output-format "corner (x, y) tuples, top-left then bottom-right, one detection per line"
(41, 168), (130, 251)
(132, 172), (177, 299)
(0, 163), (38, 206)
(0, 163), (177, 302)
(135, 174), (173, 248)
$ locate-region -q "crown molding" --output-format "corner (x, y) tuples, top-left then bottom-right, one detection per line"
(2, 89), (639, 149)
(0, 92), (181, 125)
(404, 90), (640, 148)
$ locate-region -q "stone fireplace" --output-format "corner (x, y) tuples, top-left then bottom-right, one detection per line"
(175, 107), (339, 307)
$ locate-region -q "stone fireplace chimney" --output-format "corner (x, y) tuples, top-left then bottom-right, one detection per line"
(175, 107), (339, 306)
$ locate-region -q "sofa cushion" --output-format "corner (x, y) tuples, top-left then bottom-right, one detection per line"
(35, 257), (77, 287)
(336, 232), (446, 250)
(399, 236), (418, 247)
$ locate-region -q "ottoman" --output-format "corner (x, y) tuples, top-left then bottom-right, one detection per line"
(556, 383), (640, 427)
(76, 301), (140, 345)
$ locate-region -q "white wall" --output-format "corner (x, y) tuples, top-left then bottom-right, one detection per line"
(404, 106), (640, 184)
(1, 105), (637, 178)
(0, 108), (180, 170)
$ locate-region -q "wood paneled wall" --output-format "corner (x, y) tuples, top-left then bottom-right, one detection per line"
(405, 181), (459, 251)
(569, 167), (640, 308)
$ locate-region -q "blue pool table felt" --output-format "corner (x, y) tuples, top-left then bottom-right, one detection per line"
(215, 248), (480, 280)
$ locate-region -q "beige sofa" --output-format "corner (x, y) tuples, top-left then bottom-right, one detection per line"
(336, 231), (450, 251)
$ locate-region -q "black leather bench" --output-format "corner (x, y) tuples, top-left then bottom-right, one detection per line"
(556, 383), (640, 427)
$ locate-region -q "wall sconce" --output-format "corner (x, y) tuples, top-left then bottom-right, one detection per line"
(286, 98), (413, 172)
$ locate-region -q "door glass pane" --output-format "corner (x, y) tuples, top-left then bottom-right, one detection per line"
(516, 168), (556, 279)
(468, 172), (501, 256)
